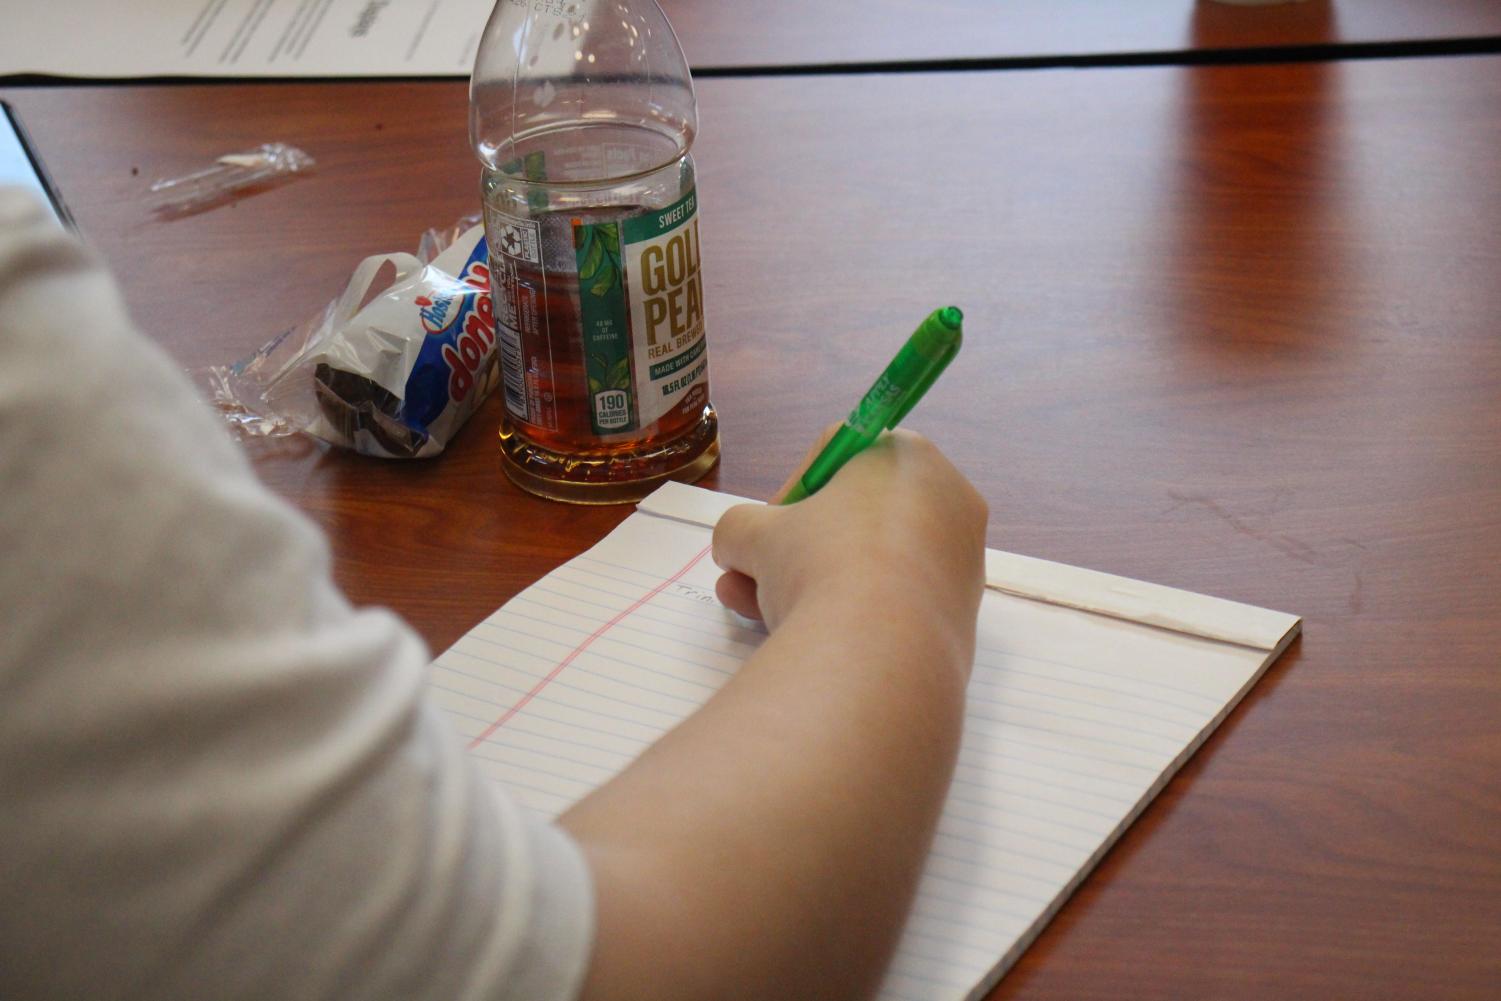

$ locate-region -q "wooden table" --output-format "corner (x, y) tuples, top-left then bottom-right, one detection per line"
(662, 0), (1501, 71)
(4, 51), (1500, 1000)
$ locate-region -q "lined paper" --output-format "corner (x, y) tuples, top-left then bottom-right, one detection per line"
(428, 483), (1301, 1001)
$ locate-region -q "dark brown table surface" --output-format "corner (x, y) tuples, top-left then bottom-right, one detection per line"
(661, 0), (1501, 70)
(4, 51), (1500, 1000)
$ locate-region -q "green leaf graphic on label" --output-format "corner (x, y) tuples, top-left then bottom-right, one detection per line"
(591, 263), (616, 297)
(574, 217), (635, 434)
(608, 356), (632, 390)
(579, 239), (604, 282)
(583, 221), (623, 297)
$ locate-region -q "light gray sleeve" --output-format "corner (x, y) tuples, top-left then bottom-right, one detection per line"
(0, 188), (594, 1001)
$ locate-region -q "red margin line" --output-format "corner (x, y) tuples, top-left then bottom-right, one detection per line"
(467, 544), (714, 750)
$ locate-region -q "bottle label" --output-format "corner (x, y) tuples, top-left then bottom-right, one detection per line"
(573, 219), (635, 433)
(490, 211), (546, 425)
(574, 187), (706, 436)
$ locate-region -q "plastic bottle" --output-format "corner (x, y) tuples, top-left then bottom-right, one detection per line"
(471, 0), (718, 504)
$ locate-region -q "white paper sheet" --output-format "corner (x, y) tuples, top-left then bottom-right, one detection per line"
(1, 0), (496, 78)
(427, 482), (1301, 1001)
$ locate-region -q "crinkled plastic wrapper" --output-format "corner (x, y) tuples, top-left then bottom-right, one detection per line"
(204, 218), (499, 458)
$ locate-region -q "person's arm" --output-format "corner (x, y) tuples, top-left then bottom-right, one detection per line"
(562, 432), (988, 1001)
(0, 184), (986, 1001)
(0, 190), (593, 1001)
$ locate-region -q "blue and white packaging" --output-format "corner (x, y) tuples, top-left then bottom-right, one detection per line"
(204, 220), (502, 459)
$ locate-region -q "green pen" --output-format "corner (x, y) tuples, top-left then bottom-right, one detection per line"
(780, 306), (963, 504)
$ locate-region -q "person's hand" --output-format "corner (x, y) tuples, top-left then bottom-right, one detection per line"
(711, 429), (988, 668)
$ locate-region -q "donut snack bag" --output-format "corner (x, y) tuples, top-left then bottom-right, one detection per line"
(203, 218), (498, 458)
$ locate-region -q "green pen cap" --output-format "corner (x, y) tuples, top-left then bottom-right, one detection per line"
(886, 306), (962, 426)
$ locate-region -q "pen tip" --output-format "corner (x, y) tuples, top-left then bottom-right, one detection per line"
(937, 306), (963, 330)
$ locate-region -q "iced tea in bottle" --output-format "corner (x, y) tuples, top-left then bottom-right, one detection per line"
(470, 0), (718, 503)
